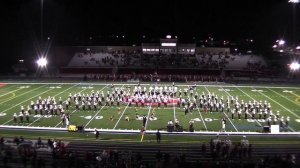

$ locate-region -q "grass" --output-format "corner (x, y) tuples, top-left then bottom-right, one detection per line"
(0, 82), (300, 143)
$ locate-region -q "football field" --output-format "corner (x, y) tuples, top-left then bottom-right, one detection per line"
(0, 82), (300, 134)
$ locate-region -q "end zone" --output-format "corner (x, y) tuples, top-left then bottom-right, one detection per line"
(0, 83), (7, 87)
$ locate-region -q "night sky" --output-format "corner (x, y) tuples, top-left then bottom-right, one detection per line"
(0, 0), (299, 72)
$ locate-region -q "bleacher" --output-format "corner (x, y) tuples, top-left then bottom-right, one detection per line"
(66, 49), (266, 70)
(195, 53), (267, 70)
(56, 46), (273, 82)
(1, 136), (299, 168)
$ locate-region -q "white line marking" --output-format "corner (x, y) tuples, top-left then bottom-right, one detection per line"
(269, 88), (300, 107)
(194, 100), (208, 131)
(54, 110), (76, 127)
(172, 92), (176, 122)
(254, 87), (300, 119)
(144, 103), (152, 130)
(27, 84), (79, 126)
(0, 85), (64, 125)
(188, 93), (207, 131)
(0, 87), (23, 98)
(54, 84), (106, 127)
(1, 85), (54, 113)
(113, 103), (130, 129)
(0, 85), (46, 105)
(204, 86), (238, 132)
(233, 87), (262, 127)
(84, 106), (105, 127)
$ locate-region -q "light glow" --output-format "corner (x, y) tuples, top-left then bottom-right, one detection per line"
(166, 35), (172, 39)
(278, 40), (285, 45)
(290, 62), (300, 71)
(289, 0), (299, 3)
(36, 57), (48, 67)
(161, 43), (176, 47)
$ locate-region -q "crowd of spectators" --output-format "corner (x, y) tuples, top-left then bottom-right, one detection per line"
(196, 53), (231, 69)
(84, 73), (225, 83)
(70, 49), (266, 71)
(0, 136), (298, 168)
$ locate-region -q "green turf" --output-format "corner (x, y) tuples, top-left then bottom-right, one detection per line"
(0, 82), (300, 142)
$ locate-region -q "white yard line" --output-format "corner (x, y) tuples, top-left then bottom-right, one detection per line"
(172, 92), (176, 122)
(0, 87), (23, 98)
(144, 103), (152, 130)
(0, 84), (64, 125)
(1, 85), (55, 113)
(188, 94), (208, 131)
(194, 100), (208, 131)
(254, 87), (300, 119)
(109, 84), (129, 129)
(288, 126), (297, 132)
(27, 84), (79, 126)
(84, 106), (105, 128)
(0, 85), (46, 105)
(232, 87), (262, 127)
(268, 88), (300, 107)
(83, 84), (109, 127)
(113, 103), (130, 129)
(55, 85), (93, 127)
(54, 109), (76, 127)
(204, 86), (239, 132)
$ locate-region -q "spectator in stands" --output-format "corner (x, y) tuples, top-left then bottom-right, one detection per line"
(36, 137), (42, 148)
(47, 139), (53, 150)
(0, 137), (4, 145)
(13, 136), (20, 145)
(19, 136), (24, 143)
(156, 150), (162, 161)
(248, 144), (252, 158)
(202, 143), (207, 156)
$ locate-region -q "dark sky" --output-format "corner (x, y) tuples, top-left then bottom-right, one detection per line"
(0, 0), (299, 72)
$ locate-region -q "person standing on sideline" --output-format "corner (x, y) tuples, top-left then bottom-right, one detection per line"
(95, 129), (100, 140)
(142, 115), (147, 127)
(221, 117), (226, 132)
(156, 129), (161, 143)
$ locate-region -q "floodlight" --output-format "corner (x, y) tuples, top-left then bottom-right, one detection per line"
(166, 35), (172, 39)
(272, 45), (278, 48)
(36, 57), (48, 67)
(296, 46), (300, 49)
(161, 43), (176, 47)
(289, 62), (300, 71)
(278, 40), (286, 45)
(289, 0), (299, 3)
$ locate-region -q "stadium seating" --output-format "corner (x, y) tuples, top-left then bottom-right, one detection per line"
(1, 136), (300, 167)
(66, 49), (267, 70)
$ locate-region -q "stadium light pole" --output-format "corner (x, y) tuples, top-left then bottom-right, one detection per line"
(289, 0), (299, 44)
(35, 57), (49, 78)
(41, 0), (44, 44)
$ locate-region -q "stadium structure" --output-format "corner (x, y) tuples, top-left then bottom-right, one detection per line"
(1, 35), (300, 167)
(1, 1), (300, 167)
